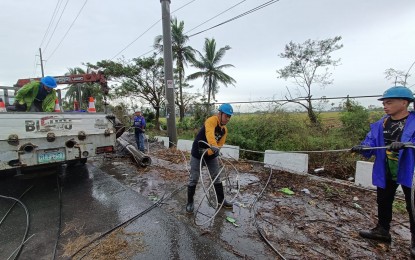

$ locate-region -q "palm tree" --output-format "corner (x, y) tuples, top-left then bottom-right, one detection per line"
(187, 38), (236, 114)
(154, 17), (196, 121)
(64, 67), (105, 111)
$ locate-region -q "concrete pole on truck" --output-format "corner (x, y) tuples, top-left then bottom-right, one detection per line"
(39, 48), (45, 77)
(160, 0), (177, 146)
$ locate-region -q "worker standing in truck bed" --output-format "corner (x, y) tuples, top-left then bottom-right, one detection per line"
(14, 76), (57, 112)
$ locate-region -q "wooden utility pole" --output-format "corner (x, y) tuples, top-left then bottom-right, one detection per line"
(160, 0), (177, 146)
(39, 48), (45, 77)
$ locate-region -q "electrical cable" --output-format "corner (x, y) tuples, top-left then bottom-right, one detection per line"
(0, 195), (30, 260)
(43, 0), (70, 53)
(52, 172), (64, 260)
(137, 0), (278, 58)
(185, 0), (247, 34)
(193, 141), (240, 226)
(206, 94), (383, 105)
(47, 0), (89, 61)
(40, 0), (64, 48)
(111, 0), (198, 60)
(70, 183), (186, 258)
(188, 0), (279, 37)
(0, 185), (33, 226)
(250, 167), (286, 259)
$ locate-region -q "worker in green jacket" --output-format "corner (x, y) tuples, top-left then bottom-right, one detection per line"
(15, 76), (58, 112)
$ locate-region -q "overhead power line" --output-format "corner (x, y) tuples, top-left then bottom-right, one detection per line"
(46, 0), (89, 61)
(39, 0), (63, 48)
(43, 0), (69, 53)
(189, 0), (279, 37)
(214, 95), (383, 105)
(138, 0), (278, 58)
(111, 0), (198, 60)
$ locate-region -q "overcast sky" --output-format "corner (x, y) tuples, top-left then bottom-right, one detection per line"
(1, 0), (414, 110)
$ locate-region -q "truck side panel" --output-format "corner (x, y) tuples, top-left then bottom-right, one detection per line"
(0, 112), (116, 172)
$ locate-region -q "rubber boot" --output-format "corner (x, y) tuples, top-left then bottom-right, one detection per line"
(214, 183), (233, 209)
(186, 185), (196, 213)
(411, 234), (415, 257)
(359, 225), (391, 243)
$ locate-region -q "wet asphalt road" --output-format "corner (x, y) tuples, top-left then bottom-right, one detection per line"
(0, 162), (239, 260)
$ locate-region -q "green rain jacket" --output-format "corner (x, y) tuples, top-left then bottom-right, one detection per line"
(15, 81), (57, 112)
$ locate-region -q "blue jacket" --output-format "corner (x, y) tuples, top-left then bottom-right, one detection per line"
(132, 115), (146, 133)
(360, 111), (415, 188)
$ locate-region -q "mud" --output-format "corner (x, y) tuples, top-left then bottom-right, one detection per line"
(97, 135), (413, 259)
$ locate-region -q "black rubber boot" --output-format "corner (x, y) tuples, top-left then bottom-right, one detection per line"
(359, 225), (391, 242)
(214, 183), (233, 209)
(411, 234), (415, 257)
(186, 185), (196, 213)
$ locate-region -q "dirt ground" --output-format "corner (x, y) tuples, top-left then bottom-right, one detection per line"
(100, 135), (414, 259)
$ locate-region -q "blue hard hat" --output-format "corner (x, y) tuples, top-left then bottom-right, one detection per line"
(40, 76), (57, 89)
(378, 86), (414, 102)
(218, 103), (233, 116)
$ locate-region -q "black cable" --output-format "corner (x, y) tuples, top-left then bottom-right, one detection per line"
(138, 0), (278, 58)
(111, 0), (198, 60)
(43, 0), (70, 53)
(40, 0), (64, 48)
(188, 0), (279, 37)
(52, 174), (64, 260)
(70, 184), (186, 258)
(47, 0), (89, 61)
(185, 0), (247, 34)
(251, 168), (286, 259)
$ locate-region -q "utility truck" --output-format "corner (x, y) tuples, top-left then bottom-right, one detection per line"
(0, 72), (124, 176)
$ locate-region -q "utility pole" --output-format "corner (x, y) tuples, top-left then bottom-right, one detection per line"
(39, 48), (45, 77)
(160, 0), (177, 146)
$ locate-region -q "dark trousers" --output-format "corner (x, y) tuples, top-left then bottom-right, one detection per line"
(377, 179), (415, 234)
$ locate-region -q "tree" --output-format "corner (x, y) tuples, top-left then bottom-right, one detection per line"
(64, 67), (106, 111)
(88, 54), (165, 130)
(187, 38), (236, 116)
(276, 36), (343, 126)
(384, 61), (414, 87)
(154, 17), (196, 122)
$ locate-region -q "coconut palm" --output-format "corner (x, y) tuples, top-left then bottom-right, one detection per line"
(187, 38), (236, 113)
(154, 17), (196, 121)
(64, 67), (105, 111)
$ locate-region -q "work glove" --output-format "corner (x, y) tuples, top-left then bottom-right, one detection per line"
(210, 146), (220, 155)
(350, 145), (370, 153)
(15, 102), (27, 111)
(389, 142), (413, 152)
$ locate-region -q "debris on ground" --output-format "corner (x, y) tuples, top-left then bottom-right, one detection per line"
(96, 135), (413, 259)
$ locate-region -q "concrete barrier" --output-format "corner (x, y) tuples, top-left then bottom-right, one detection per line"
(221, 145), (240, 160)
(355, 160), (403, 193)
(154, 136), (169, 148)
(264, 150), (308, 173)
(177, 139), (193, 152)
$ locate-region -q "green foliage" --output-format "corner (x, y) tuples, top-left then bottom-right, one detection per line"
(339, 100), (371, 143)
(393, 201), (407, 214)
(276, 36), (343, 125)
(187, 38), (236, 109)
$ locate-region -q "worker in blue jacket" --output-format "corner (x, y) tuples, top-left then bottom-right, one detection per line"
(132, 111), (146, 152)
(351, 86), (415, 257)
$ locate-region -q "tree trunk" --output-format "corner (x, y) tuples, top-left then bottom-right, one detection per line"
(206, 80), (212, 118)
(178, 70), (185, 122)
(306, 99), (319, 126)
(155, 106), (160, 130)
